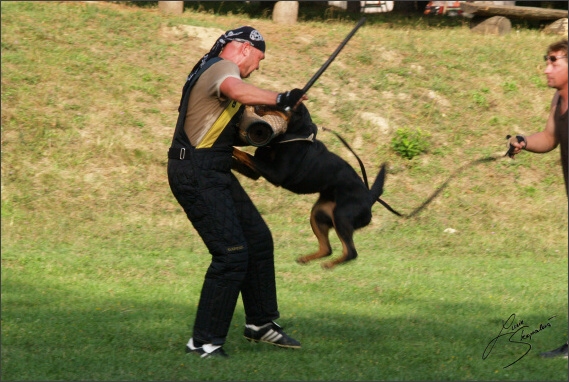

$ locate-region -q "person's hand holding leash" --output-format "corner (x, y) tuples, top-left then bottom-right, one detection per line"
(505, 134), (527, 158)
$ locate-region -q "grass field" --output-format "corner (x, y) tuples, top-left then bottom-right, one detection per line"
(1, 1), (568, 380)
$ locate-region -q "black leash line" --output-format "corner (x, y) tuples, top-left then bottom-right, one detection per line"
(405, 137), (517, 218)
(321, 126), (370, 188)
(404, 156), (499, 218)
(321, 126), (402, 217)
(322, 127), (506, 219)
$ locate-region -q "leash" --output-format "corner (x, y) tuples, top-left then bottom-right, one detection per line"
(322, 127), (510, 218)
(404, 156), (499, 218)
(505, 134), (526, 158)
(321, 126), (403, 216)
(396, 136), (517, 218)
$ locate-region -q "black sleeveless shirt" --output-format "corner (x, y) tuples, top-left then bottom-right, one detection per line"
(554, 96), (568, 195)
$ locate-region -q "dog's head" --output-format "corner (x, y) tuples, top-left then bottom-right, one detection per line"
(285, 103), (318, 137)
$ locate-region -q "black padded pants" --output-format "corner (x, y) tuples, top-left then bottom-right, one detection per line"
(168, 150), (279, 346)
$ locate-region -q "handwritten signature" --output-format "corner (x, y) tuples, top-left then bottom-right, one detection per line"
(482, 313), (555, 368)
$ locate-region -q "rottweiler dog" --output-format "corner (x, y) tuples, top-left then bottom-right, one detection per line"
(232, 103), (388, 269)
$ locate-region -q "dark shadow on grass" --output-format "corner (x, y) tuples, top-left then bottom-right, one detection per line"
(2, 279), (567, 381)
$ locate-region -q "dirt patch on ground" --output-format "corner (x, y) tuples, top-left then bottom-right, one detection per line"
(161, 25), (224, 51)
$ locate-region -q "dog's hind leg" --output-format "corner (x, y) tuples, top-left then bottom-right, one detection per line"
(321, 215), (358, 269)
(296, 200), (335, 265)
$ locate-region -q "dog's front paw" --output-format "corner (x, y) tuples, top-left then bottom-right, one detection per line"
(296, 256), (311, 265)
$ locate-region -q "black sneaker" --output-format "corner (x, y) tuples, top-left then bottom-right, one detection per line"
(244, 321), (301, 349)
(540, 342), (568, 358)
(185, 338), (229, 358)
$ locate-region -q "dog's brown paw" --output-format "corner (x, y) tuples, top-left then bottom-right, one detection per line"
(296, 257), (310, 265)
(321, 261), (336, 270)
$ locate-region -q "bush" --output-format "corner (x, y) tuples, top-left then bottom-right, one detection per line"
(390, 127), (430, 160)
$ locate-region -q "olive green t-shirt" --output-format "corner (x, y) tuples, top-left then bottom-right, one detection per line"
(184, 59), (241, 147)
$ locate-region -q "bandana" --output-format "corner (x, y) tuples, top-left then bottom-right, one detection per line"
(184, 26), (265, 87)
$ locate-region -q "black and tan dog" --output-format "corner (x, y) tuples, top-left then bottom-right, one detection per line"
(232, 104), (389, 269)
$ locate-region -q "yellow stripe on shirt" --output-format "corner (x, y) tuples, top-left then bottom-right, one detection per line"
(196, 101), (242, 149)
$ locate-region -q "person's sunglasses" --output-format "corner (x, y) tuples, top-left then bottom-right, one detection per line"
(544, 55), (567, 63)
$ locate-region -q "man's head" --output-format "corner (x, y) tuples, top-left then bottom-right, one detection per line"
(544, 39), (568, 91)
(184, 26), (265, 86)
(219, 26), (266, 78)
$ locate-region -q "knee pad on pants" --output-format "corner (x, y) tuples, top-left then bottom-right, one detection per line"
(206, 248), (249, 282)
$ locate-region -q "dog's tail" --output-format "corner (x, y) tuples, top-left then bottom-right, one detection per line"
(369, 163), (403, 217)
(369, 162), (386, 202)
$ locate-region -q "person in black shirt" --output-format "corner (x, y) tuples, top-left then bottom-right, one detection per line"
(507, 39), (567, 359)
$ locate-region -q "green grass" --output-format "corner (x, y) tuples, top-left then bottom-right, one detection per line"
(2, 230), (567, 380)
(1, 1), (567, 381)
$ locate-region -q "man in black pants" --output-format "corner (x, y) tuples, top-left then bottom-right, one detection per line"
(167, 26), (306, 358)
(507, 39), (568, 359)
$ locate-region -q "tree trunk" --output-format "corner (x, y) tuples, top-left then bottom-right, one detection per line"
(158, 1), (184, 15)
(460, 2), (567, 20)
(470, 16), (512, 36)
(272, 1), (299, 24)
(543, 18), (568, 35)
